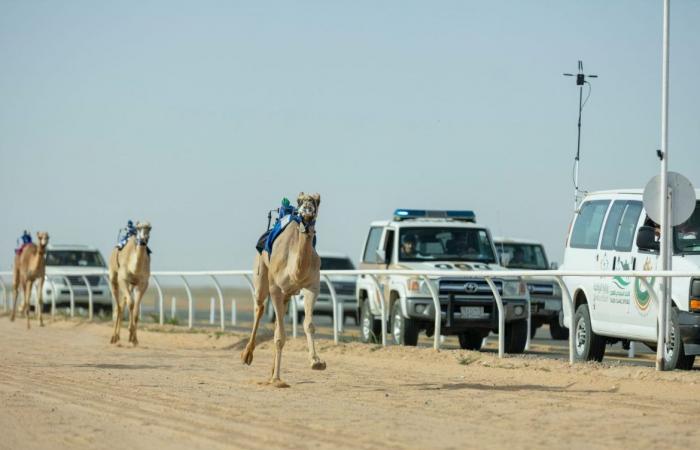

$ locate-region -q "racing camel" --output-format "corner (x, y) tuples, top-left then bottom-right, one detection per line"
(241, 193), (325, 387)
(108, 221), (152, 346)
(11, 231), (50, 328)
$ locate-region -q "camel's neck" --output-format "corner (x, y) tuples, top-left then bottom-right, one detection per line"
(127, 244), (149, 275)
(292, 225), (314, 281)
(29, 245), (46, 271)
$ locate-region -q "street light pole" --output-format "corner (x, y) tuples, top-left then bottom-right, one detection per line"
(564, 61), (598, 211)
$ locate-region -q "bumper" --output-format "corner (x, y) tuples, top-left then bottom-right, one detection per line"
(44, 288), (112, 306)
(530, 295), (562, 319)
(405, 295), (528, 331)
(678, 310), (700, 356)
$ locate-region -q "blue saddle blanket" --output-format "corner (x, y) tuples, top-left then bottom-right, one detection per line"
(257, 214), (317, 256)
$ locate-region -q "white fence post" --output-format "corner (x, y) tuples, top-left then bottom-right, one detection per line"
(50, 279), (57, 318)
(421, 275), (441, 351)
(180, 276), (194, 329)
(171, 296), (177, 320)
(554, 276), (575, 365)
(639, 277), (663, 370)
(368, 275), (387, 347)
(0, 276), (7, 312)
(628, 341), (636, 358)
(484, 277), (505, 358)
(322, 275), (339, 345)
(209, 297), (215, 324)
(291, 294), (298, 338)
(522, 276), (532, 351)
(62, 276), (75, 318)
(231, 299), (237, 326)
(82, 275), (93, 320)
(151, 275), (164, 326)
(208, 275), (225, 331)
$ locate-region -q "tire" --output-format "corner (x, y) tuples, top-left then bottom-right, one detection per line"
(664, 308), (696, 370)
(573, 304), (606, 362)
(549, 317), (569, 340)
(391, 301), (419, 346)
(504, 319), (527, 354)
(360, 300), (382, 344)
(458, 330), (485, 350)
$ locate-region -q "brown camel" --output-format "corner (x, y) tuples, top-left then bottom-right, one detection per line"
(241, 192), (325, 387)
(11, 232), (50, 328)
(108, 221), (151, 346)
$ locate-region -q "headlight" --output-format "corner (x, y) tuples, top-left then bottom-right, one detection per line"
(502, 280), (525, 297)
(406, 277), (436, 296)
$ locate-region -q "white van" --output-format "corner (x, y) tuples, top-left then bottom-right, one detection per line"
(561, 189), (700, 370)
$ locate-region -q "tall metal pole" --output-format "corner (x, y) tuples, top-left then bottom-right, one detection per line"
(573, 84), (583, 211)
(656, 0), (671, 371)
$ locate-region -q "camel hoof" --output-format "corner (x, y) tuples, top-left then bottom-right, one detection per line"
(131, 338), (139, 347)
(311, 360), (326, 371)
(269, 379), (290, 388)
(241, 348), (254, 365)
(10, 316), (15, 322)
(110, 335), (119, 344)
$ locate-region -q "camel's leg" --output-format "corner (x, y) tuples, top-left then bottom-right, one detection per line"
(301, 285), (326, 370)
(10, 275), (19, 322)
(269, 287), (288, 387)
(241, 254), (269, 365)
(129, 282), (147, 346)
(23, 280), (33, 330)
(36, 277), (45, 327)
(110, 278), (127, 344)
(124, 285), (136, 345)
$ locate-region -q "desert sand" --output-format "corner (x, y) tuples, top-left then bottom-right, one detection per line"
(0, 314), (698, 450)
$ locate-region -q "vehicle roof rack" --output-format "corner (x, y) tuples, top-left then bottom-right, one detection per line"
(393, 209), (476, 223)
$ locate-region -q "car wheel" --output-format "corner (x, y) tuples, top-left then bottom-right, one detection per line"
(573, 304), (606, 362)
(549, 317), (569, 340)
(504, 319), (527, 354)
(458, 330), (485, 350)
(360, 300), (381, 344)
(664, 307), (696, 370)
(391, 301), (419, 346)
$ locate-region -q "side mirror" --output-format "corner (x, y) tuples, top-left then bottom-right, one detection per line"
(636, 226), (660, 252)
(550, 262), (559, 270)
(375, 249), (386, 264)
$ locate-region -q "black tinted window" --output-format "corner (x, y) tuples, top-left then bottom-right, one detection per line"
(362, 227), (383, 263)
(46, 251), (106, 267)
(570, 200), (610, 249)
(321, 257), (355, 270)
(398, 227), (496, 263)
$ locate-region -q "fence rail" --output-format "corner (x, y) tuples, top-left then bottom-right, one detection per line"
(1, 268), (698, 371)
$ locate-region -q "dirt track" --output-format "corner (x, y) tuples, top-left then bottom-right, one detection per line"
(1, 314), (699, 450)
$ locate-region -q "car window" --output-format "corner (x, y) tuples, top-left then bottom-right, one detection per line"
(674, 201), (700, 254)
(498, 243), (548, 269)
(321, 257), (355, 270)
(600, 201), (626, 250)
(398, 227), (496, 263)
(570, 200), (610, 249)
(46, 251), (106, 267)
(615, 202), (643, 251)
(362, 227), (384, 263)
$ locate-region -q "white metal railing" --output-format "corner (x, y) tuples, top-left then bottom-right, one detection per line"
(1, 269), (698, 371)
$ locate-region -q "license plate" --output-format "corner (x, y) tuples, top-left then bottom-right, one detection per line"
(460, 306), (485, 319)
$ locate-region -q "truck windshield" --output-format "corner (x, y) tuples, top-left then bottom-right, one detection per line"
(398, 227), (496, 263)
(321, 257), (355, 270)
(497, 243), (548, 269)
(46, 251), (106, 267)
(675, 201), (700, 254)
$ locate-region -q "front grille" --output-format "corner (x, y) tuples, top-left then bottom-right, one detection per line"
(321, 281), (356, 296)
(439, 278), (503, 296)
(66, 275), (102, 287)
(527, 283), (554, 296)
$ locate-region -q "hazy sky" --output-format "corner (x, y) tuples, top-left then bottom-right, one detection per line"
(1, 0), (699, 272)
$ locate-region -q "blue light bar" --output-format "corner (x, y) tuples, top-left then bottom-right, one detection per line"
(393, 209), (476, 222)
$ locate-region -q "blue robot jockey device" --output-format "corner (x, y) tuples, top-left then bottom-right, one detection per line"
(117, 220), (137, 250)
(255, 197), (316, 256)
(15, 230), (33, 255)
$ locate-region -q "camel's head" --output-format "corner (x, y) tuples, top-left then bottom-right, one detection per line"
(297, 192), (320, 225)
(135, 221), (152, 246)
(36, 231), (49, 249)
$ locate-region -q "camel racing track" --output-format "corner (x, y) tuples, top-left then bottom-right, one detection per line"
(1, 305), (699, 450)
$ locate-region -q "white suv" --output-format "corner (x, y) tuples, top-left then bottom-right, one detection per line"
(357, 209), (529, 353)
(494, 237), (566, 340)
(42, 245), (112, 314)
(561, 189), (700, 370)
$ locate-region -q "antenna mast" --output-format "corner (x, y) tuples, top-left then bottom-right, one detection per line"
(563, 60), (598, 211)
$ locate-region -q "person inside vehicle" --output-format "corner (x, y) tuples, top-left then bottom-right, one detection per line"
(510, 247), (526, 266)
(400, 235), (418, 258)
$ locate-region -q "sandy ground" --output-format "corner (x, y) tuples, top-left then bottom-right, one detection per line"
(1, 314), (699, 450)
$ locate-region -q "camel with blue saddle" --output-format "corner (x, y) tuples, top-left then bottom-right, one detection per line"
(242, 193), (325, 387)
(108, 221), (152, 346)
(11, 231), (50, 328)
